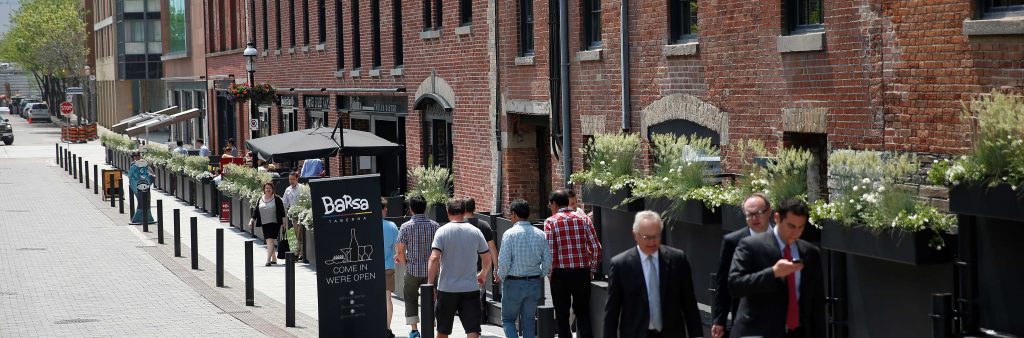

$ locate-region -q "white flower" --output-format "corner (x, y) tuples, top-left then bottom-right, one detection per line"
(849, 199), (855, 204)
(1003, 177), (1009, 181)
(669, 168), (675, 173)
(877, 186), (885, 192)
(862, 178), (871, 184)
(891, 221), (897, 227)
(853, 186), (859, 191)
(1013, 185), (1019, 191)
(600, 161), (606, 166)
(662, 177), (669, 182)
(611, 158), (618, 163)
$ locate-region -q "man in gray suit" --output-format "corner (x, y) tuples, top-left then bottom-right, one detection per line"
(712, 193), (773, 338)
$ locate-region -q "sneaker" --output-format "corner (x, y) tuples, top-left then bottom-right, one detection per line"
(409, 330), (420, 338)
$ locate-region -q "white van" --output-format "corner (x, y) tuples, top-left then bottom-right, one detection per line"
(27, 102), (50, 123)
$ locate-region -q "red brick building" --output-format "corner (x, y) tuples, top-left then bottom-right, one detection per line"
(229, 0), (1022, 215)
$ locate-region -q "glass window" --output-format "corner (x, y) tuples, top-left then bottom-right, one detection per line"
(352, 0), (361, 68)
(126, 21), (145, 42)
(519, 0), (534, 55)
(262, 0), (270, 50)
(984, 0), (1024, 14)
(318, 0), (327, 43)
(276, 0), (283, 48)
(372, 0), (381, 68)
(336, 0), (345, 69)
(460, 0), (471, 25)
(303, 0), (310, 45)
(583, 0), (601, 48)
(290, 0), (297, 47)
(423, 0), (432, 31)
(786, 0), (823, 33)
(669, 0), (697, 43)
(393, 0), (404, 66)
(149, 20), (161, 41)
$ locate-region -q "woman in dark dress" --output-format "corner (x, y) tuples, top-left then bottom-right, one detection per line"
(251, 182), (285, 266)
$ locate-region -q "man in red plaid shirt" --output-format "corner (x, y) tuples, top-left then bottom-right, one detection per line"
(545, 189), (602, 338)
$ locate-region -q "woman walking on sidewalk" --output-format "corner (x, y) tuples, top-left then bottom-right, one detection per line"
(251, 182), (285, 266)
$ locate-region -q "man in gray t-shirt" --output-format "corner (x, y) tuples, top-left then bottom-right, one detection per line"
(428, 198), (491, 338)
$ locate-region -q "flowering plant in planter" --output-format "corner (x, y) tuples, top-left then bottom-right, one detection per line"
(286, 184), (313, 230)
(166, 153), (189, 172)
(571, 133), (642, 192)
(808, 150), (955, 249)
(409, 165), (452, 207)
(632, 133), (726, 217)
(182, 155), (214, 180)
(228, 82), (279, 105)
(101, 134), (137, 152)
(227, 82), (252, 102)
(928, 91), (1024, 191)
(141, 143), (173, 166)
(218, 164), (273, 204)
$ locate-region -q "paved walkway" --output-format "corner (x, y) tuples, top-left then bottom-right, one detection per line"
(0, 147), (263, 336)
(61, 135), (508, 337)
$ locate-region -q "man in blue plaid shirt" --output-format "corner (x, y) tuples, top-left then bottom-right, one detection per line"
(396, 195), (440, 338)
(498, 199), (552, 338)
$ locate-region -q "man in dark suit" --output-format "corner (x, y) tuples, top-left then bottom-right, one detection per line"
(604, 210), (703, 338)
(728, 198), (825, 338)
(712, 193), (773, 338)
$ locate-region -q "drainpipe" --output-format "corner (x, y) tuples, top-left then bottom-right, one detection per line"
(493, 0), (504, 214)
(619, 0), (631, 132)
(559, 0), (571, 188)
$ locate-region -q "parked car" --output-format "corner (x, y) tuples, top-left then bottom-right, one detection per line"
(18, 99), (38, 119)
(0, 117), (13, 145)
(27, 102), (50, 123)
(0, 107), (10, 115)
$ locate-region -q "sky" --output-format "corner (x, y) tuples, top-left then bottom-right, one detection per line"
(0, 1), (17, 37)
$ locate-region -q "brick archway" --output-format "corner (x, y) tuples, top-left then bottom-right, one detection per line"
(639, 94), (730, 144)
(413, 71), (456, 111)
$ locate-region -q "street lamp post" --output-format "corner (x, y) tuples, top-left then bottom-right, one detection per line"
(243, 43), (258, 143)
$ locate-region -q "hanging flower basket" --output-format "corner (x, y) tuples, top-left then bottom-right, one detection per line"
(228, 82), (278, 106)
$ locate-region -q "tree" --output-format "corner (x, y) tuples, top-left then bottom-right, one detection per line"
(0, 0), (89, 116)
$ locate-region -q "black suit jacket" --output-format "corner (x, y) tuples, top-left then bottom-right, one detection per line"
(604, 245), (703, 338)
(713, 227), (753, 328)
(728, 232), (825, 338)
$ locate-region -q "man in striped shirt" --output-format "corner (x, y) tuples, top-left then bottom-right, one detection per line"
(545, 190), (602, 338)
(498, 199), (552, 338)
(396, 195), (440, 338)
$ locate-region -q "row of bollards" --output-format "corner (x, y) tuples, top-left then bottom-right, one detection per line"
(59, 143), (299, 330)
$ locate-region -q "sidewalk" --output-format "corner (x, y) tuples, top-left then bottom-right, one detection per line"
(68, 137), (507, 337)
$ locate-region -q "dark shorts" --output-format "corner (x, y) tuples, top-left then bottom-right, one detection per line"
(261, 222), (281, 239)
(435, 290), (482, 334)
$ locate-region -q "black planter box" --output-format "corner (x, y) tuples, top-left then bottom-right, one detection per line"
(949, 183), (1024, 222)
(241, 198), (252, 235)
(183, 176), (194, 206)
(582, 184), (644, 212)
(644, 197), (721, 226)
(385, 196), (407, 217)
(821, 220), (953, 265)
(201, 179), (214, 214)
(231, 195), (242, 228)
(305, 229), (316, 270)
(721, 204), (746, 232)
(428, 204), (449, 224)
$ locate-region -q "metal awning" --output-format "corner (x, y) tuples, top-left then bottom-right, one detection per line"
(110, 106), (180, 133)
(124, 108), (200, 137)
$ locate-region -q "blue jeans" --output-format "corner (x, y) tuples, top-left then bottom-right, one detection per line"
(501, 278), (543, 338)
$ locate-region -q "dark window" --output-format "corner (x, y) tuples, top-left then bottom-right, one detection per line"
(434, 0), (443, 29)
(460, 0), (471, 25)
(983, 0), (1024, 15)
(218, 0), (226, 51)
(318, 0), (327, 43)
(519, 0), (533, 55)
(303, 0), (310, 45)
(250, 0), (258, 49)
(785, 0), (823, 34)
(371, 0), (381, 68)
(276, 0), (282, 48)
(262, 0), (269, 50)
(583, 0), (601, 48)
(422, 118), (453, 169)
(669, 0), (697, 43)
(229, 0), (239, 49)
(336, 0), (345, 69)
(289, 0), (296, 47)
(352, 0), (361, 68)
(393, 0), (404, 66)
(208, 0), (217, 52)
(423, 0), (432, 31)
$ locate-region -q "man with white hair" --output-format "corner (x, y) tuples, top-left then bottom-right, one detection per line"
(604, 211), (703, 338)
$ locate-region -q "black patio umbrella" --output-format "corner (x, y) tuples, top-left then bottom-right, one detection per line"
(245, 127), (401, 163)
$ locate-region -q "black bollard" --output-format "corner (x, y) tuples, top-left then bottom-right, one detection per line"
(129, 187), (136, 218)
(173, 209), (181, 257)
(78, 157), (83, 183)
(216, 228), (224, 287)
(537, 305), (555, 338)
(931, 293), (953, 338)
(286, 252), (295, 327)
(65, 149), (70, 172)
(191, 217), (199, 270)
(157, 200), (164, 244)
(141, 190), (150, 233)
(93, 165), (99, 194)
(245, 240), (254, 306)
(420, 284), (436, 338)
(72, 154), (77, 177)
(84, 161), (90, 188)
(109, 175), (116, 207)
(118, 190), (125, 214)
(55, 143), (59, 163)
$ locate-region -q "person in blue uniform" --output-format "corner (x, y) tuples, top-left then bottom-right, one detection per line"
(128, 151), (156, 225)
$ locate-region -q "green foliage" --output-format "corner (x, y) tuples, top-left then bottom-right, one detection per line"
(763, 148), (812, 207)
(632, 133), (726, 216)
(928, 91), (1024, 191)
(182, 155), (214, 180)
(141, 143), (172, 166)
(218, 164), (272, 204)
(0, 0), (89, 82)
(570, 133), (642, 191)
(409, 166), (452, 206)
(808, 150), (954, 249)
(286, 184), (313, 230)
(101, 134), (136, 152)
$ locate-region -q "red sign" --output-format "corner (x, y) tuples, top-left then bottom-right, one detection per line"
(221, 201), (231, 222)
(60, 101), (73, 115)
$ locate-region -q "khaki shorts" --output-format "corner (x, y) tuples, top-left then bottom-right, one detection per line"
(385, 269), (395, 292)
